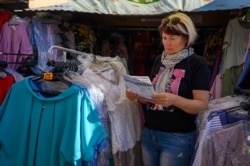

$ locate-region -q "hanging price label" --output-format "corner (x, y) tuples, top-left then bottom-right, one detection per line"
(43, 72), (53, 80)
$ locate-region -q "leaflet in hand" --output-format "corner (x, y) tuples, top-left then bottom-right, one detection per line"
(123, 74), (155, 99)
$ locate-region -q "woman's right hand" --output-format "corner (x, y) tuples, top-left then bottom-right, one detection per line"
(126, 89), (154, 104)
(126, 89), (138, 101)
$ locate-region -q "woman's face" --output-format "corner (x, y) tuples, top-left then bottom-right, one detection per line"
(161, 32), (188, 55)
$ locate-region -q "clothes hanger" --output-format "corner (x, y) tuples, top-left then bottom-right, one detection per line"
(30, 71), (72, 97)
(47, 45), (93, 62)
(43, 60), (78, 86)
(30, 45), (95, 96)
(30, 52), (81, 96)
(31, 60), (77, 87)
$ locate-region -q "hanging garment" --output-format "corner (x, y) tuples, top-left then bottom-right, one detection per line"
(0, 11), (12, 31)
(64, 56), (143, 165)
(235, 48), (250, 90)
(221, 18), (250, 72)
(0, 74), (15, 105)
(0, 78), (107, 166)
(221, 65), (242, 97)
(193, 95), (250, 166)
(203, 121), (250, 166)
(0, 19), (33, 70)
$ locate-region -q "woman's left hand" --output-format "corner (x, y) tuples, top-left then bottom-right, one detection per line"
(152, 90), (209, 114)
(152, 92), (176, 107)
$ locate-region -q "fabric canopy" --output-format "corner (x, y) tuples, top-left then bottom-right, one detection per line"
(27, 0), (250, 15)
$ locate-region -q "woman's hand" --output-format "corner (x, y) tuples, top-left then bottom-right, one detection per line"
(126, 89), (154, 104)
(126, 89), (138, 101)
(152, 92), (175, 107)
(152, 90), (209, 114)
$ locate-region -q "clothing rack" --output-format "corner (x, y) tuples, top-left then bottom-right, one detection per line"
(0, 52), (32, 61)
(47, 45), (96, 71)
(0, 52), (37, 68)
(0, 60), (36, 65)
(0, 52), (32, 56)
(47, 45), (89, 62)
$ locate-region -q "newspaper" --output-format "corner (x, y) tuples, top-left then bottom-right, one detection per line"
(123, 74), (155, 99)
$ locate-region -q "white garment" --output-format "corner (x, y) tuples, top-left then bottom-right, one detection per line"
(65, 59), (142, 154)
(221, 18), (250, 72)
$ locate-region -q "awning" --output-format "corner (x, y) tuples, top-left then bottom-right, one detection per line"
(193, 0), (250, 12)
(26, 0), (250, 15)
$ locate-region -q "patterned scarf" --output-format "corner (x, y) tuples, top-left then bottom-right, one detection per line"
(155, 47), (193, 93)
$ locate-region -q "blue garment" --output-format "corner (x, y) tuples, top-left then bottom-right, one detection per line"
(226, 110), (250, 124)
(235, 49), (250, 89)
(83, 139), (107, 166)
(207, 108), (250, 125)
(141, 127), (196, 166)
(0, 78), (107, 166)
(207, 110), (227, 125)
(31, 18), (52, 72)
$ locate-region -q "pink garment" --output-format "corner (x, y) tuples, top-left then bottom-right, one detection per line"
(0, 21), (33, 70)
(171, 69), (185, 95)
(209, 73), (222, 100)
(209, 47), (223, 89)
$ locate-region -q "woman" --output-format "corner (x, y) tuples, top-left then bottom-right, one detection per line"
(126, 12), (210, 166)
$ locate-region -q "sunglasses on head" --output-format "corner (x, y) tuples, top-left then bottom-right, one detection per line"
(161, 17), (181, 25)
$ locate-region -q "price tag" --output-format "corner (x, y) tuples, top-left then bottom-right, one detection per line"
(43, 72), (53, 80)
